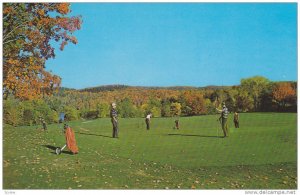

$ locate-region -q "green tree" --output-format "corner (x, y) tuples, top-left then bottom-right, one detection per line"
(150, 107), (161, 117)
(117, 98), (137, 118)
(236, 89), (254, 112)
(145, 97), (162, 117)
(240, 76), (270, 111)
(204, 99), (215, 114)
(3, 97), (23, 126)
(170, 102), (181, 116)
(161, 99), (171, 117)
(97, 103), (110, 118)
(21, 100), (35, 125)
(64, 106), (79, 121)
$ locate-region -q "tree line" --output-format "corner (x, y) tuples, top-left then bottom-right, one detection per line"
(3, 76), (297, 127)
(3, 4), (296, 127)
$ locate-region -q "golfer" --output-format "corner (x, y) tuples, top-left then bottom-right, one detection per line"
(174, 119), (179, 129)
(39, 116), (47, 131)
(234, 112), (239, 128)
(216, 102), (229, 137)
(110, 102), (119, 138)
(145, 113), (152, 130)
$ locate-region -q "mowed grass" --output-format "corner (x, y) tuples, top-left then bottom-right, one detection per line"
(3, 113), (297, 189)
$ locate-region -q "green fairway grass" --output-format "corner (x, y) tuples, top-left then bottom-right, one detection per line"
(3, 113), (297, 189)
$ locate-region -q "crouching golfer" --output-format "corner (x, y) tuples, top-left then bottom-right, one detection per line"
(64, 124), (78, 154)
(216, 102), (229, 138)
(110, 103), (119, 138)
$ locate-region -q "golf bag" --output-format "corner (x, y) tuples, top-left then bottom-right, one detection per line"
(56, 124), (78, 155)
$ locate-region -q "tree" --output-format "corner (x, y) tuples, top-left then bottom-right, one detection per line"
(64, 106), (79, 121)
(150, 107), (161, 117)
(204, 99), (215, 114)
(3, 3), (82, 100)
(236, 89), (254, 112)
(97, 103), (110, 118)
(161, 99), (171, 117)
(272, 82), (296, 111)
(180, 91), (206, 115)
(260, 91), (274, 112)
(117, 98), (137, 118)
(240, 76), (270, 111)
(31, 99), (58, 124)
(181, 105), (193, 116)
(145, 97), (162, 117)
(170, 102), (181, 116)
(3, 97), (23, 126)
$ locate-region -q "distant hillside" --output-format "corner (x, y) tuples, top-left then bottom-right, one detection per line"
(57, 81), (296, 94)
(76, 84), (233, 93)
(59, 87), (76, 91)
(79, 85), (131, 92)
(55, 87), (76, 95)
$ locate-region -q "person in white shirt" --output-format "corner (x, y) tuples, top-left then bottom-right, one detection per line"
(145, 113), (152, 130)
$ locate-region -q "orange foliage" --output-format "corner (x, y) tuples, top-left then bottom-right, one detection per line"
(272, 82), (296, 103)
(181, 90), (207, 115)
(56, 3), (70, 14)
(3, 3), (82, 100)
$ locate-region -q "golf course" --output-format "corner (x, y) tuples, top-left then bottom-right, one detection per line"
(3, 112), (297, 189)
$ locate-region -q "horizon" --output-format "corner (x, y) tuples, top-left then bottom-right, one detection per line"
(64, 78), (297, 90)
(46, 3), (297, 89)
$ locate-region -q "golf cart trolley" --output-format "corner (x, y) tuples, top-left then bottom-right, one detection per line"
(55, 144), (66, 155)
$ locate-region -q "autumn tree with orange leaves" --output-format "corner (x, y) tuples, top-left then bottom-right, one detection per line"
(3, 3), (82, 100)
(272, 82), (296, 110)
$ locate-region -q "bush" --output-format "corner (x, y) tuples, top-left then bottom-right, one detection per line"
(84, 110), (99, 119)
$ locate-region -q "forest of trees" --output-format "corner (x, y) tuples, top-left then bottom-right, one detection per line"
(3, 76), (297, 127)
(2, 4), (297, 127)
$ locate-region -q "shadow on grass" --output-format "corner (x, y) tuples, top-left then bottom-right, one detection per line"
(76, 132), (112, 138)
(167, 133), (223, 138)
(41, 144), (74, 155)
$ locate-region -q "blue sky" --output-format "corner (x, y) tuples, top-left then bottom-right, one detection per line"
(46, 3), (297, 89)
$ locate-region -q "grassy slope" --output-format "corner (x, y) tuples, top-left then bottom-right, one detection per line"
(3, 113), (297, 189)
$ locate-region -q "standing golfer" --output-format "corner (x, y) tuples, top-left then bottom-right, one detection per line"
(174, 119), (179, 129)
(39, 116), (47, 131)
(234, 112), (239, 128)
(145, 113), (152, 130)
(110, 102), (119, 138)
(216, 102), (229, 137)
